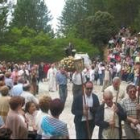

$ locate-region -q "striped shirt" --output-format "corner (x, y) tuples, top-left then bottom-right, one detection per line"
(41, 116), (69, 139)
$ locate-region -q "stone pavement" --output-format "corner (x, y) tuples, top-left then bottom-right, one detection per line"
(37, 81), (128, 139)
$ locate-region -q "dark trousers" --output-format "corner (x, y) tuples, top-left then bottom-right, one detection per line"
(99, 74), (104, 85)
(72, 84), (82, 99)
(36, 134), (42, 139)
(75, 120), (95, 139)
(28, 131), (37, 139)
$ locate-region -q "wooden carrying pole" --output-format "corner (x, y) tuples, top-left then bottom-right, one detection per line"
(80, 73), (91, 139)
(74, 58), (91, 139)
(113, 90), (119, 121)
(111, 90), (119, 138)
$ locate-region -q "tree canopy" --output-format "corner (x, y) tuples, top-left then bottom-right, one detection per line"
(59, 0), (140, 41)
(1, 0), (140, 62)
(11, 0), (53, 33)
(0, 0), (8, 44)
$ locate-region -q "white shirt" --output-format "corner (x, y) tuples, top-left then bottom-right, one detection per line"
(82, 94), (93, 121)
(72, 72), (86, 85)
(102, 104), (120, 139)
(47, 68), (57, 80)
(20, 91), (39, 108)
(104, 70), (110, 81)
(35, 110), (48, 135)
(98, 65), (105, 74)
(18, 69), (29, 76)
(83, 68), (90, 78)
(116, 63), (121, 73)
(90, 69), (95, 81)
(104, 103), (119, 128)
(109, 39), (114, 44)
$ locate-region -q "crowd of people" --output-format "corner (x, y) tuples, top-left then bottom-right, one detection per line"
(0, 27), (140, 139)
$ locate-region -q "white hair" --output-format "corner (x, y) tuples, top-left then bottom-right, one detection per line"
(103, 90), (113, 97)
(112, 77), (120, 83)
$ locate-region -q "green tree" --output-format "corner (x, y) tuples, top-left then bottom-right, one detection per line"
(11, 0), (52, 33)
(0, 0), (7, 2)
(89, 11), (117, 45)
(0, 1), (8, 44)
(83, 0), (140, 28)
(49, 36), (99, 62)
(58, 0), (87, 36)
(1, 26), (54, 62)
(105, 0), (140, 27)
(85, 0), (107, 15)
(133, 5), (140, 31)
(59, 0), (140, 37)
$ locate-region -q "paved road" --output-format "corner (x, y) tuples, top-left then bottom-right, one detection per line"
(37, 81), (128, 139)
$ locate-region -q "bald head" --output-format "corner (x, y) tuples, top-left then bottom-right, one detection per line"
(103, 90), (113, 107)
(85, 81), (93, 96)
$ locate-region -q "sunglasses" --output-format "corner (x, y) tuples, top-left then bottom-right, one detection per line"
(86, 88), (93, 90)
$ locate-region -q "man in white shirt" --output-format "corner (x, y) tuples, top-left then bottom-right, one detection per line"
(72, 71), (86, 99)
(95, 90), (126, 139)
(89, 65), (95, 83)
(18, 65), (29, 82)
(98, 63), (105, 86)
(83, 66), (90, 82)
(104, 77), (125, 103)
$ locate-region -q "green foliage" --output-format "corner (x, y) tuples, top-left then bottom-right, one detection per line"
(34, 32), (53, 46)
(0, 27), (52, 62)
(0, 2), (8, 44)
(11, 0), (52, 33)
(90, 11), (118, 45)
(134, 6), (140, 31)
(106, 0), (140, 27)
(50, 37), (99, 62)
(0, 45), (18, 61)
(58, 0), (118, 47)
(2, 0), (140, 62)
(83, 0), (140, 28)
(59, 0), (140, 43)
(0, 25), (98, 62)
(58, 0), (87, 36)
(0, 0), (7, 2)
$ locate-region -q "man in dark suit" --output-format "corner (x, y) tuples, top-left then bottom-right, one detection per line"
(71, 81), (100, 139)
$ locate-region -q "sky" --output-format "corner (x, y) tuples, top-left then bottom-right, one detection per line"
(7, 0), (65, 32)
(45, 0), (65, 32)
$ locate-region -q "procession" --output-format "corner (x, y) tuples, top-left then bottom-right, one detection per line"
(1, 0), (140, 139)
(0, 26), (140, 139)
